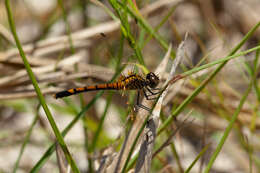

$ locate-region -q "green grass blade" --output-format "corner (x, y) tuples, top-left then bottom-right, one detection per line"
(121, 114), (151, 173)
(57, 0), (75, 54)
(182, 45), (260, 77)
(118, 1), (176, 58)
(141, 3), (177, 48)
(91, 0), (119, 21)
(170, 142), (184, 172)
(5, 0), (80, 172)
(108, 0), (145, 65)
(89, 92), (114, 152)
(203, 74), (254, 173)
(253, 42), (260, 101)
(184, 144), (210, 173)
(30, 91), (104, 173)
(13, 104), (40, 173)
(157, 21), (260, 135)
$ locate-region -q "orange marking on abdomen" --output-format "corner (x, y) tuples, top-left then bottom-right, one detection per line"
(86, 86), (96, 90)
(107, 83), (114, 88)
(113, 83), (118, 89)
(76, 87), (85, 91)
(68, 89), (74, 93)
(97, 84), (107, 89)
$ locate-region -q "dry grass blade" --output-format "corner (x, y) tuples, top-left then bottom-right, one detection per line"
(0, 51), (86, 87)
(56, 143), (68, 173)
(134, 38), (186, 173)
(152, 115), (194, 158)
(133, 44), (172, 173)
(0, 23), (15, 44)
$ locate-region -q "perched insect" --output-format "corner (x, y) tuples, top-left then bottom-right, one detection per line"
(54, 72), (160, 111)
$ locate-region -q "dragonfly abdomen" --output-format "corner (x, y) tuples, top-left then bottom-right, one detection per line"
(54, 73), (148, 99)
(55, 82), (124, 99)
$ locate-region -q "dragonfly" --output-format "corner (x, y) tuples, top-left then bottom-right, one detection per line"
(54, 72), (160, 111)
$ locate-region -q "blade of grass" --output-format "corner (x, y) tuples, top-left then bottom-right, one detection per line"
(170, 142), (184, 173)
(89, 91), (114, 152)
(57, 0), (86, 110)
(118, 1), (176, 58)
(30, 91), (104, 173)
(109, 0), (145, 65)
(121, 113), (152, 173)
(253, 42), (260, 101)
(152, 114), (194, 173)
(182, 45), (260, 77)
(252, 155), (260, 170)
(78, 0), (88, 27)
(90, 0), (119, 21)
(140, 3), (178, 48)
(203, 70), (254, 173)
(184, 144), (210, 173)
(160, 111), (184, 173)
(249, 42), (260, 132)
(157, 21), (260, 135)
(5, 1), (80, 172)
(13, 104), (40, 173)
(57, 0), (75, 54)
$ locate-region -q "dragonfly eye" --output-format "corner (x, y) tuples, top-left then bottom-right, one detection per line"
(146, 72), (159, 88)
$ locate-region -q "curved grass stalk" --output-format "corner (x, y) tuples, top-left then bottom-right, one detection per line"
(5, 0), (80, 172)
(13, 104), (40, 173)
(57, 0), (75, 54)
(203, 70), (254, 173)
(184, 144), (210, 173)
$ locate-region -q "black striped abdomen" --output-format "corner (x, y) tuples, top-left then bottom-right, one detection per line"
(54, 83), (122, 99)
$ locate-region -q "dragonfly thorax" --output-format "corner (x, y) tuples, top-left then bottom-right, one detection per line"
(145, 72), (159, 88)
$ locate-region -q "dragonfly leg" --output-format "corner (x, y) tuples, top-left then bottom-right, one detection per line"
(143, 89), (157, 100)
(136, 91), (152, 112)
(144, 87), (161, 100)
(145, 87), (161, 96)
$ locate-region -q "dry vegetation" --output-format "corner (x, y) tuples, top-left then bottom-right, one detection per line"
(0, 0), (260, 173)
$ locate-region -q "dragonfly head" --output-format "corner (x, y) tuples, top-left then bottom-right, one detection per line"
(146, 72), (159, 88)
